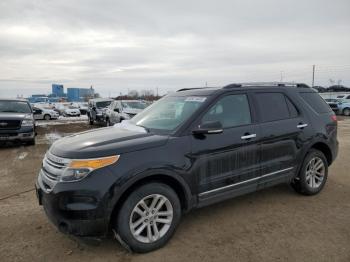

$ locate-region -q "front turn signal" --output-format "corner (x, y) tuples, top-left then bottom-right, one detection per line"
(69, 155), (120, 170)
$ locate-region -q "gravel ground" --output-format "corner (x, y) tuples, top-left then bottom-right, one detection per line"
(0, 119), (349, 262)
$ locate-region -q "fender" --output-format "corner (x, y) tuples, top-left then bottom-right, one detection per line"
(106, 168), (195, 219)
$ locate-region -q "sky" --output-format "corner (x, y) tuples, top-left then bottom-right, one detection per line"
(0, 0), (350, 98)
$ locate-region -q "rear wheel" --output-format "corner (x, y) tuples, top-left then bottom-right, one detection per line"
(343, 108), (350, 116)
(114, 183), (181, 253)
(292, 149), (328, 195)
(44, 114), (51, 121)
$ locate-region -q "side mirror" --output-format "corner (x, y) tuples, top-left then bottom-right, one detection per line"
(192, 121), (223, 135)
(114, 108), (120, 113)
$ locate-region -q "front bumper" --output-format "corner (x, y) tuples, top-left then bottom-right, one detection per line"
(36, 170), (110, 237)
(0, 126), (34, 142)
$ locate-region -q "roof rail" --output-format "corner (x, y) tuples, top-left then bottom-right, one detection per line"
(223, 82), (310, 89)
(177, 87), (206, 92)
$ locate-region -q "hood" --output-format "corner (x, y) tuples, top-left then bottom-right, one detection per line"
(50, 126), (169, 159)
(0, 112), (32, 120)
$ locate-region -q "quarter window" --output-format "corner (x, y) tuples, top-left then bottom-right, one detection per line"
(201, 94), (251, 128)
(300, 92), (331, 114)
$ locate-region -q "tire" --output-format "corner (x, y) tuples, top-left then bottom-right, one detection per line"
(26, 139), (35, 146)
(343, 108), (350, 116)
(291, 149), (328, 195)
(44, 114), (51, 121)
(114, 183), (181, 253)
(106, 119), (112, 127)
(88, 116), (94, 125)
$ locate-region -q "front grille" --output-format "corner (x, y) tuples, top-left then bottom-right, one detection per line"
(42, 152), (71, 182)
(0, 120), (21, 129)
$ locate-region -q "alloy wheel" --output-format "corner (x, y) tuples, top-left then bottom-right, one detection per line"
(129, 194), (173, 243)
(305, 157), (325, 188)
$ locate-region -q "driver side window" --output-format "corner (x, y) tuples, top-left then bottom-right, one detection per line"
(201, 94), (251, 128)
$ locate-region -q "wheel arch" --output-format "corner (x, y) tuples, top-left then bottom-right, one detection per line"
(108, 172), (193, 228)
(310, 142), (333, 165)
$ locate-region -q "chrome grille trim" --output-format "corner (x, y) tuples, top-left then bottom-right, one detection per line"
(41, 152), (71, 183)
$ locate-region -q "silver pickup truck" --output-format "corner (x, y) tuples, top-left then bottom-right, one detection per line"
(0, 99), (36, 145)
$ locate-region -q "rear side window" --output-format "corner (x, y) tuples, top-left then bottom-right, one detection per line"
(300, 92), (331, 114)
(255, 93), (292, 122)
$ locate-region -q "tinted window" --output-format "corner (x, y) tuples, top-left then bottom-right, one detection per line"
(131, 96), (207, 132)
(255, 93), (290, 122)
(285, 97), (299, 118)
(300, 92), (331, 114)
(201, 94), (251, 128)
(96, 101), (112, 108)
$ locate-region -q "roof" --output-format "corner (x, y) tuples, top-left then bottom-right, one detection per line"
(174, 82), (312, 96)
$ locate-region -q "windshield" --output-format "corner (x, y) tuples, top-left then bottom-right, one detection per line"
(130, 96), (207, 133)
(96, 101), (112, 108)
(0, 101), (32, 113)
(122, 101), (148, 110)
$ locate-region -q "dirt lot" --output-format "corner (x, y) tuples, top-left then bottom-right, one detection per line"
(0, 119), (349, 262)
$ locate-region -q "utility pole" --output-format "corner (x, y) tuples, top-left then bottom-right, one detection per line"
(280, 71), (284, 82)
(312, 65), (315, 87)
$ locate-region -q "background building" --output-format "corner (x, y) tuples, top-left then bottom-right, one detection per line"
(67, 87), (95, 102)
(52, 84), (64, 97)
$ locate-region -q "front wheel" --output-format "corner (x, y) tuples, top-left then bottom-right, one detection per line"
(292, 149), (328, 195)
(114, 183), (181, 253)
(343, 108), (350, 116)
(44, 114), (51, 121)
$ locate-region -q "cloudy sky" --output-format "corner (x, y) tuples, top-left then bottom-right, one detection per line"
(0, 0), (349, 97)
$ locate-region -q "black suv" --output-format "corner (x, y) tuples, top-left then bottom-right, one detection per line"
(36, 83), (338, 253)
(0, 99), (35, 145)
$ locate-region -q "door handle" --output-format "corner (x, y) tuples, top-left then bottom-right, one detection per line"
(241, 134), (257, 140)
(297, 123), (308, 129)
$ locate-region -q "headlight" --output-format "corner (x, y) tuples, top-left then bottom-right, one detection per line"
(60, 155), (119, 182)
(22, 119), (34, 127)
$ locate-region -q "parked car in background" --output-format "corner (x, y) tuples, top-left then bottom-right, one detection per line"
(33, 107), (59, 120)
(63, 106), (81, 117)
(78, 103), (89, 115)
(325, 99), (341, 114)
(324, 99), (350, 116)
(105, 100), (149, 126)
(338, 101), (350, 116)
(88, 98), (113, 125)
(0, 99), (35, 145)
(36, 82), (338, 253)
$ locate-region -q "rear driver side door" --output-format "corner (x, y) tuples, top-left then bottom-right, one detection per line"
(253, 91), (308, 188)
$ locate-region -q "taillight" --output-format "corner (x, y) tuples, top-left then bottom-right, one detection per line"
(331, 115), (337, 122)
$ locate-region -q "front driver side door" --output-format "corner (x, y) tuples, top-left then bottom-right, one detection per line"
(190, 92), (261, 206)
